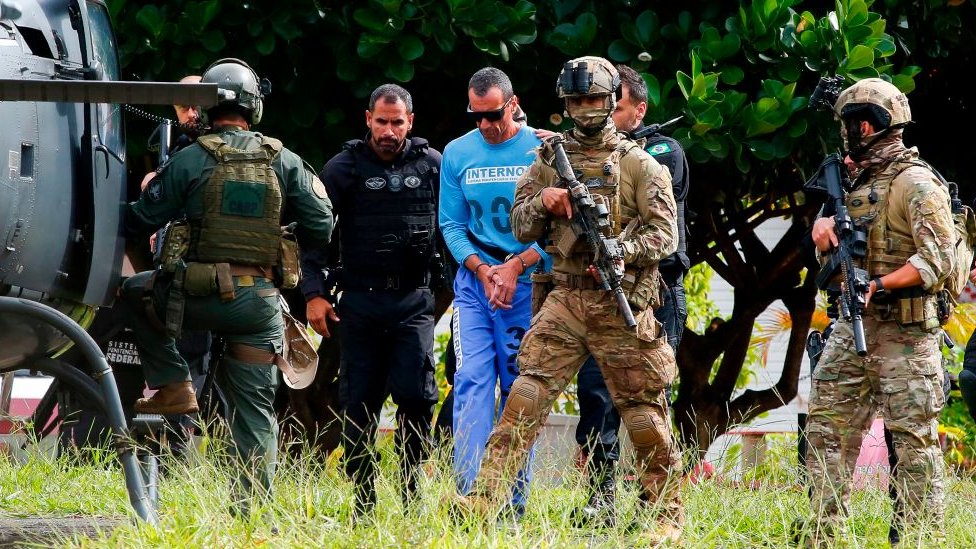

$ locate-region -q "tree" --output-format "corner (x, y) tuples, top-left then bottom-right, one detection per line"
(107, 0), (976, 453)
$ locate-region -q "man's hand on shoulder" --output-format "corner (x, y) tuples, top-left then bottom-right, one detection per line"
(534, 129), (558, 140)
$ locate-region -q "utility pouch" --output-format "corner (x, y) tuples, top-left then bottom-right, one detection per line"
(165, 262), (186, 339)
(277, 236), (301, 290)
(623, 266), (661, 312)
(530, 271), (554, 317)
(183, 262), (218, 296)
(892, 290), (941, 329)
(215, 262), (236, 302)
(157, 220), (190, 273)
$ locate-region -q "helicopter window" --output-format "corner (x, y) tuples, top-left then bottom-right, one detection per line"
(20, 143), (34, 179)
(14, 25), (55, 59)
(86, 1), (124, 159)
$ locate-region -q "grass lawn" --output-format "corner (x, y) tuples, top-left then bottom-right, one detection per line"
(1, 435), (975, 548)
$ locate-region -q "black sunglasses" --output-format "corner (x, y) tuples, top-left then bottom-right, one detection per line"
(466, 97), (513, 123)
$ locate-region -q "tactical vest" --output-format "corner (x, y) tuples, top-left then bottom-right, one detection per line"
(850, 158), (974, 301)
(340, 137), (438, 285)
(643, 134), (690, 278)
(846, 160), (937, 279)
(543, 136), (662, 310)
(545, 135), (629, 273)
(189, 133), (284, 266)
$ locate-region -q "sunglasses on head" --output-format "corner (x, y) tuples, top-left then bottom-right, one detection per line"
(466, 97), (512, 123)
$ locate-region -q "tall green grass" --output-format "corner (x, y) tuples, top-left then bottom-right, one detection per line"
(1, 432), (974, 548)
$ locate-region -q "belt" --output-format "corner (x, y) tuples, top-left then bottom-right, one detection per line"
(341, 272), (427, 291)
(227, 343), (276, 364)
(551, 272), (600, 290)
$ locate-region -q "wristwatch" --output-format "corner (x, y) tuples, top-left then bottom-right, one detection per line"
(872, 277), (886, 299)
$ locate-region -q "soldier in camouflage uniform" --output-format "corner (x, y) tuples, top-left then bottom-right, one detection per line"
(455, 56), (683, 542)
(807, 78), (954, 544)
(121, 58), (334, 513)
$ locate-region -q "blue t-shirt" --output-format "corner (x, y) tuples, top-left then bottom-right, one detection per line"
(439, 125), (548, 282)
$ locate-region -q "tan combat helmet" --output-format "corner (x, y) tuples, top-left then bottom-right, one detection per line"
(834, 77), (911, 129)
(557, 56), (621, 134)
(557, 56), (621, 100)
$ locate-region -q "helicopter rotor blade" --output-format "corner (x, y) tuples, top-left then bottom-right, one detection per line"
(0, 79), (219, 106)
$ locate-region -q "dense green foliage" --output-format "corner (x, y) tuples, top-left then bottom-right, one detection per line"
(105, 0), (976, 444)
(107, 0), (975, 185)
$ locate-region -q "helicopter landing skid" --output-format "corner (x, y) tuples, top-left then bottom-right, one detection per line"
(0, 297), (158, 525)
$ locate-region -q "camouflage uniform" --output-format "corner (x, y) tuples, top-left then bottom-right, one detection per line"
(807, 138), (954, 539)
(468, 115), (683, 523)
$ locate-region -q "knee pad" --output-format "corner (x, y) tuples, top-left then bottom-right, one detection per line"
(500, 376), (547, 423)
(620, 406), (664, 449)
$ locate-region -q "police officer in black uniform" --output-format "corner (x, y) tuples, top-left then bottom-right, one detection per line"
(572, 64), (691, 526)
(302, 84), (442, 520)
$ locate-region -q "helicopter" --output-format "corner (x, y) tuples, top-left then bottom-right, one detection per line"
(0, 0), (220, 524)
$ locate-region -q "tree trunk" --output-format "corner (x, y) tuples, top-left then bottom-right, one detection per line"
(675, 192), (820, 457)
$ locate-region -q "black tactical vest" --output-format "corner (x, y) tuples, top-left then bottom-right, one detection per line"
(643, 133), (690, 281)
(340, 138), (438, 286)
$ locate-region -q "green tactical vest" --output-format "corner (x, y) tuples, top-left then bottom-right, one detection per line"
(190, 134), (284, 266)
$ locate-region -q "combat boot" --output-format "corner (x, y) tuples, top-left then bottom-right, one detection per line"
(641, 520), (683, 546)
(571, 452), (617, 528)
(448, 491), (495, 523)
(134, 381), (199, 415)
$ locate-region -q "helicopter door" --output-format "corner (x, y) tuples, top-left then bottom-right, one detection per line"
(77, 0), (126, 306)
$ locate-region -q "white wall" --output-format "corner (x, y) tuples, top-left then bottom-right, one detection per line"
(702, 216), (811, 474)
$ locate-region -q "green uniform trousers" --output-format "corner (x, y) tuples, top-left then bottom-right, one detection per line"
(122, 270), (283, 510)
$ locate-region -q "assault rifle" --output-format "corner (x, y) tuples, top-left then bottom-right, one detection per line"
(550, 137), (637, 329)
(629, 115), (683, 141)
(804, 153), (869, 356)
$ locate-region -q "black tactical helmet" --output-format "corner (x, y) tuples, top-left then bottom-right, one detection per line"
(201, 58), (266, 125)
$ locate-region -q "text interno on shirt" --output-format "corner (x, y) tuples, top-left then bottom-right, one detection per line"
(465, 166), (528, 184)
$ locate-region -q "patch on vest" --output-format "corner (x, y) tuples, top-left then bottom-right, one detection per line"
(389, 174), (404, 192)
(405, 176), (422, 189)
(851, 198), (863, 207)
(585, 177), (604, 188)
(365, 177), (386, 190)
(146, 178), (164, 202)
(311, 175), (328, 199)
(648, 142), (672, 156)
(222, 180), (266, 217)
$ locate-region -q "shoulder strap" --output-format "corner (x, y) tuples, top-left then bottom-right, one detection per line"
(259, 135), (283, 157)
(342, 139), (365, 152)
(406, 137), (429, 159)
(196, 134), (225, 156)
